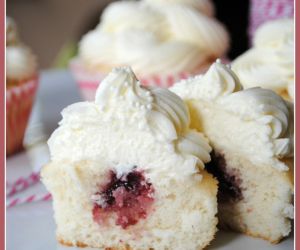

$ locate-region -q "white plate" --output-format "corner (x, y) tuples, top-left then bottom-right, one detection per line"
(6, 70), (294, 250)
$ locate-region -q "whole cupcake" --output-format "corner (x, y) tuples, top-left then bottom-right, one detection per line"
(6, 17), (38, 155)
(232, 18), (294, 101)
(70, 0), (229, 101)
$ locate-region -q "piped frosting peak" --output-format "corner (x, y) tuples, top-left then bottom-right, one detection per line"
(95, 67), (190, 142)
(172, 60), (242, 100)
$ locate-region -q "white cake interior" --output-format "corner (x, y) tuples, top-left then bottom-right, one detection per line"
(42, 160), (218, 250)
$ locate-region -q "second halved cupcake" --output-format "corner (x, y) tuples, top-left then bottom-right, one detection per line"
(42, 67), (218, 249)
(171, 61), (294, 243)
(70, 0), (229, 101)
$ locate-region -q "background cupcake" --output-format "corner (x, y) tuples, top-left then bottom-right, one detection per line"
(6, 17), (38, 155)
(70, 0), (229, 101)
(249, 0), (294, 43)
(232, 18), (294, 101)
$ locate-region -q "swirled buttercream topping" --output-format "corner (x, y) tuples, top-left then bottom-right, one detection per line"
(144, 0), (215, 16)
(171, 61), (293, 171)
(78, 0), (229, 76)
(6, 46), (37, 80)
(232, 18), (294, 101)
(48, 67), (212, 175)
(6, 17), (37, 81)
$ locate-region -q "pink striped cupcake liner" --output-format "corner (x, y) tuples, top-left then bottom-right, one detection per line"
(6, 77), (38, 155)
(249, 0), (294, 42)
(69, 59), (212, 101)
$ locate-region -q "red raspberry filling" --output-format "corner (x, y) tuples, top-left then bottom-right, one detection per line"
(92, 168), (155, 229)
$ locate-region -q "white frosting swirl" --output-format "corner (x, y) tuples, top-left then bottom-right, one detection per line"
(232, 18), (294, 101)
(144, 0), (215, 16)
(48, 67), (212, 176)
(6, 17), (37, 80)
(6, 46), (37, 80)
(171, 61), (293, 171)
(78, 0), (229, 76)
(171, 60), (242, 100)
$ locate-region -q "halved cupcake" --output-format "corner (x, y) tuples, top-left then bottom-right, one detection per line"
(6, 17), (38, 155)
(42, 67), (218, 249)
(70, 0), (229, 101)
(171, 61), (294, 243)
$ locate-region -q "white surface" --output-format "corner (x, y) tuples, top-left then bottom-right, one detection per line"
(6, 70), (294, 250)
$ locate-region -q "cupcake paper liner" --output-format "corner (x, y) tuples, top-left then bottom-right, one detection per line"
(6, 77), (38, 155)
(70, 59), (211, 101)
